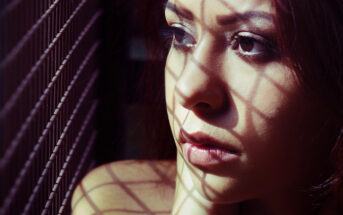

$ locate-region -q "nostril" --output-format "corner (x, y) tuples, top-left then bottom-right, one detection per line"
(195, 102), (211, 110)
(194, 102), (213, 115)
(193, 97), (228, 117)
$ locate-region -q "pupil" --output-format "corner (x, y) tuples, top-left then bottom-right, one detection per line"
(174, 29), (185, 43)
(240, 37), (254, 52)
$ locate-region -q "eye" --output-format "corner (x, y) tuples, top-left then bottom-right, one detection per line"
(231, 32), (278, 61)
(171, 24), (196, 50)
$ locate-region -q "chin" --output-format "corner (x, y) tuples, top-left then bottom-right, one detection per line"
(189, 166), (257, 204)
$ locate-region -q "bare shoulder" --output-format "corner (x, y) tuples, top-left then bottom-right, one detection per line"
(71, 160), (176, 215)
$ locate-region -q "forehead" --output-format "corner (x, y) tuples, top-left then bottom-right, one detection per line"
(166, 0), (274, 22)
(165, 0), (275, 32)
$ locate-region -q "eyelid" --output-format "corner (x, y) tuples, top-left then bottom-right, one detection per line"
(236, 32), (266, 42)
(229, 31), (268, 46)
(170, 23), (186, 30)
(170, 23), (196, 38)
(230, 31), (279, 63)
(170, 23), (197, 48)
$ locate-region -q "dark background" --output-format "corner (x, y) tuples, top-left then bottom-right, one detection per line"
(95, 0), (157, 164)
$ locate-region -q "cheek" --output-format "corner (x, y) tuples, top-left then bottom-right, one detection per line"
(231, 63), (299, 142)
(228, 65), (318, 191)
(244, 102), (322, 194)
(165, 50), (187, 109)
(165, 69), (175, 113)
(165, 52), (188, 144)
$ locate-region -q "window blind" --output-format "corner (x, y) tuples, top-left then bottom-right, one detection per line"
(0, 0), (102, 214)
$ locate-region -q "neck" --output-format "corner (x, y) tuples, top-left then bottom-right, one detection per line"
(240, 190), (314, 215)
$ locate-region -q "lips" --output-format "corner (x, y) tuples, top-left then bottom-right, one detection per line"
(179, 129), (240, 166)
(179, 129), (239, 154)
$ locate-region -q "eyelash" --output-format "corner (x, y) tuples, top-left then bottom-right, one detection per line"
(169, 25), (196, 50)
(231, 33), (278, 62)
(164, 25), (279, 62)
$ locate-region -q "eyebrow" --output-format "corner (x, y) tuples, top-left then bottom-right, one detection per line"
(165, 2), (193, 21)
(216, 11), (274, 26)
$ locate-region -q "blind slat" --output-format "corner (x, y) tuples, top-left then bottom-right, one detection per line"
(0, 0), (101, 214)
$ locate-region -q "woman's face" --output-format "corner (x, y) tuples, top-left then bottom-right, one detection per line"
(165, 0), (328, 203)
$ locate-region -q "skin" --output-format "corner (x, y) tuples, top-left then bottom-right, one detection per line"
(165, 0), (332, 214)
(71, 160), (177, 215)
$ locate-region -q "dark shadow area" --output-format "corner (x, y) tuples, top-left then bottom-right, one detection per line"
(95, 0), (149, 164)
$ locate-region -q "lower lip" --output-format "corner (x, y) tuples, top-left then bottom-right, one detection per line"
(182, 143), (239, 166)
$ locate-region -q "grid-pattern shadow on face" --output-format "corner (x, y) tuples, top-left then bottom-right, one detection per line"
(165, 0), (288, 213)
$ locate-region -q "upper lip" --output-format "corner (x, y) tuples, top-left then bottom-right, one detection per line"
(179, 129), (240, 155)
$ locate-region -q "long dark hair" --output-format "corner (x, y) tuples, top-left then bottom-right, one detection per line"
(274, 0), (343, 211)
(139, 0), (343, 210)
(136, 0), (175, 159)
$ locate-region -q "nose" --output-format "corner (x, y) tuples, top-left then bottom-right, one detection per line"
(175, 37), (227, 115)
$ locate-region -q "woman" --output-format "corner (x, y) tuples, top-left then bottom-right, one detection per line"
(72, 0), (343, 214)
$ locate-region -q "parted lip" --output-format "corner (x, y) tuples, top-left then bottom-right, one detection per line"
(179, 129), (240, 155)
